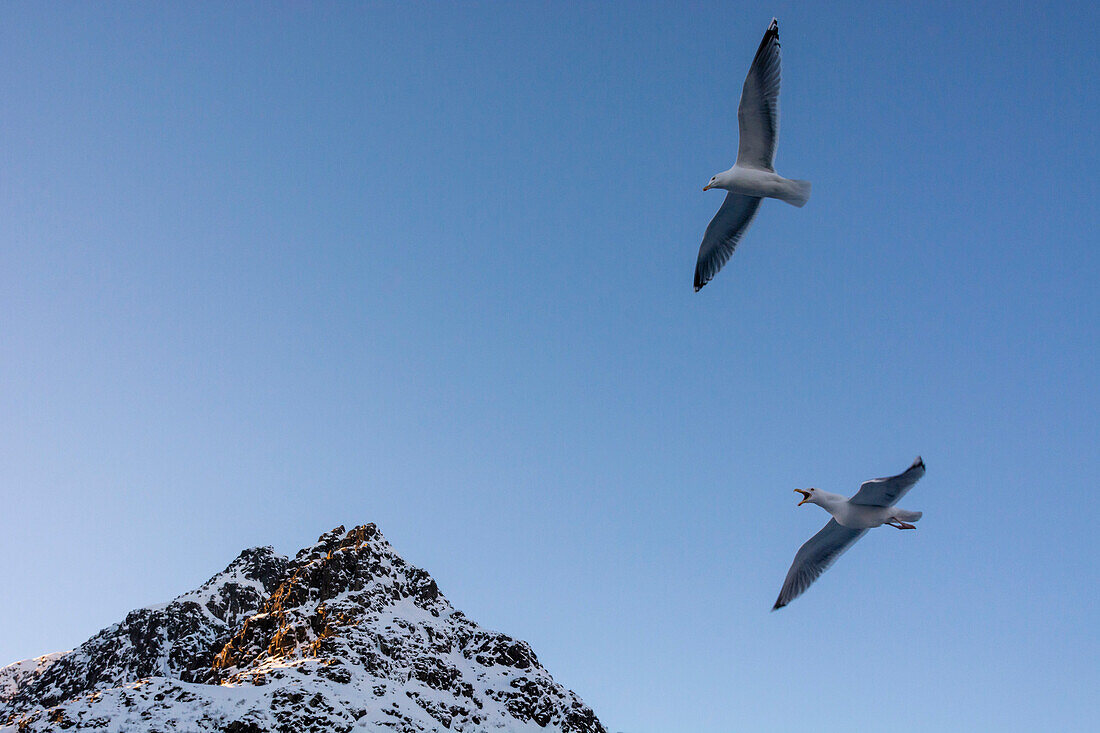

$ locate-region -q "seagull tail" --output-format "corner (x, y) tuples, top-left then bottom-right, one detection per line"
(778, 179), (812, 208)
(894, 509), (922, 522)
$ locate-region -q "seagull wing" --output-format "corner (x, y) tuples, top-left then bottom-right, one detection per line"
(693, 193), (762, 291)
(735, 18), (781, 171)
(849, 457), (926, 507)
(773, 519), (867, 610)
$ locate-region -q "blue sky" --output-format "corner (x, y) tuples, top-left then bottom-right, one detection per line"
(1, 1), (1097, 731)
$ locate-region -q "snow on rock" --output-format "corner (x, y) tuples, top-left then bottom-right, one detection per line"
(1, 524), (605, 733)
(0, 654), (64, 706)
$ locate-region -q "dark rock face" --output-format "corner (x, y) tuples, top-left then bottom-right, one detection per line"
(1, 525), (606, 733)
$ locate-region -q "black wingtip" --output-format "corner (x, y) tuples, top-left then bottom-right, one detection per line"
(754, 18), (780, 58)
(914, 456), (924, 469)
(772, 600), (785, 611)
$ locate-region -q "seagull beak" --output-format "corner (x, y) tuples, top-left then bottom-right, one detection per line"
(703, 184), (712, 191)
(794, 489), (812, 506)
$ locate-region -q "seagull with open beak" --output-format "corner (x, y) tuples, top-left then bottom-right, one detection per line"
(773, 458), (926, 609)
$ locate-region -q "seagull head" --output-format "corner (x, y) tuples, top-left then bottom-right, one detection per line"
(703, 174), (720, 192)
(794, 488), (817, 506)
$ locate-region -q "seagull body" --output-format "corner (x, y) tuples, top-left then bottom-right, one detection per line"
(773, 457), (926, 610)
(705, 166), (811, 207)
(795, 488), (924, 530)
(695, 18), (811, 291)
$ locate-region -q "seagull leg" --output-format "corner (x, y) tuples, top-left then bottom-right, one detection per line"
(887, 518), (916, 530)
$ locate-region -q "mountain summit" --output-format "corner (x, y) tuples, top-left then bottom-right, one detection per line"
(1, 524), (605, 732)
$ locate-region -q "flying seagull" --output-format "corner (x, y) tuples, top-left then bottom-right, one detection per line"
(773, 457), (926, 610)
(694, 18), (811, 291)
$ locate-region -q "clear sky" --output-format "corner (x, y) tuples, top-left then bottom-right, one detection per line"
(1, 2), (1097, 731)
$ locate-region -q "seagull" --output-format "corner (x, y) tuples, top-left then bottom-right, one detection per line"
(773, 457), (926, 610)
(694, 18), (812, 291)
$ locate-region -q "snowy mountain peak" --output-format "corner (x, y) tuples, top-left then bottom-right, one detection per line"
(213, 524), (446, 676)
(1, 524), (605, 732)
(171, 545), (290, 627)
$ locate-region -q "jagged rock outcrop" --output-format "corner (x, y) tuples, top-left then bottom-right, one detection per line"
(1, 524), (605, 733)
